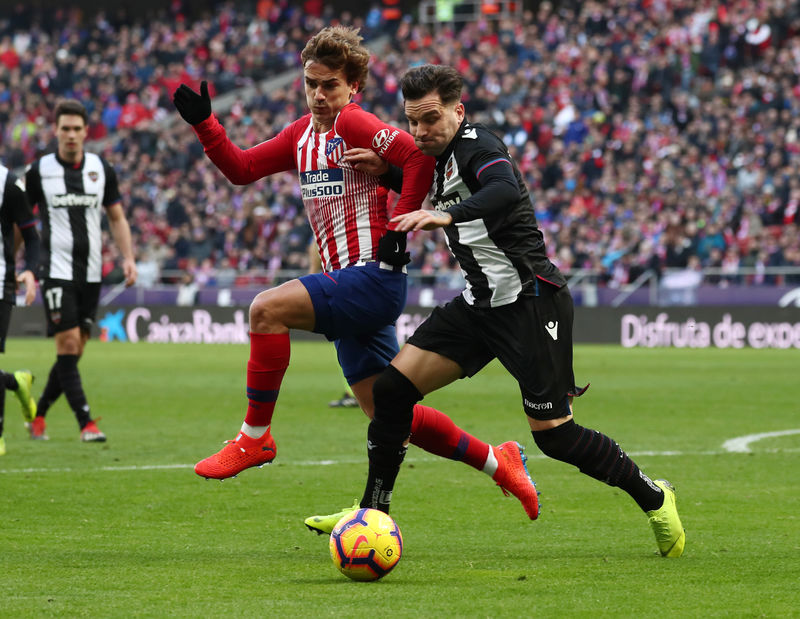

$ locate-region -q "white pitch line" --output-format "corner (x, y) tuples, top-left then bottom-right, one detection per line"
(1, 446), (799, 475)
(721, 429), (800, 453)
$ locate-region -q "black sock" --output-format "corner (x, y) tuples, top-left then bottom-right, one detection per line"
(361, 366), (420, 513)
(55, 355), (91, 429)
(360, 424), (409, 513)
(532, 420), (664, 512)
(37, 363), (63, 418)
(2, 371), (18, 391)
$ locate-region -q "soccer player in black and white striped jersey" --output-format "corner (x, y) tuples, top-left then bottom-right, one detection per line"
(0, 163), (40, 456)
(343, 65), (685, 557)
(25, 99), (137, 443)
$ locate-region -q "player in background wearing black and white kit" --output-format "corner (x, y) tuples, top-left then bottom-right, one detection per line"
(25, 99), (137, 442)
(338, 65), (685, 557)
(0, 163), (40, 456)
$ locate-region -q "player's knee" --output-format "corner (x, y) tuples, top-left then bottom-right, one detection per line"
(373, 365), (422, 411)
(371, 365), (421, 444)
(249, 289), (282, 331)
(531, 418), (579, 460)
(55, 328), (82, 356)
(249, 290), (270, 321)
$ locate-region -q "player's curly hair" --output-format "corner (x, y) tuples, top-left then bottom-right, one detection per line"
(301, 26), (370, 93)
(400, 64), (463, 105)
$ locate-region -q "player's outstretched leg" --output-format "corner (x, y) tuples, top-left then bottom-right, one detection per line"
(647, 479), (685, 557)
(533, 419), (684, 555)
(302, 440), (542, 533)
(492, 441), (540, 520)
(303, 410), (541, 533)
(304, 500), (361, 535)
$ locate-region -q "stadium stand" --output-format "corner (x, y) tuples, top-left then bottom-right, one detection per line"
(1, 0), (799, 296)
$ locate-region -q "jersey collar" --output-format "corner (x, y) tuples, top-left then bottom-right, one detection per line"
(55, 152), (85, 170)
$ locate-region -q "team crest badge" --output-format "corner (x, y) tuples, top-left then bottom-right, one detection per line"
(88, 171), (99, 182)
(326, 137), (345, 165)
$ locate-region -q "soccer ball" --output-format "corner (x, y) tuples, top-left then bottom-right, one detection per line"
(329, 508), (403, 581)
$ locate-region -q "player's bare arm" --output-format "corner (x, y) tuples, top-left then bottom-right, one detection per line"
(106, 202), (138, 286)
(16, 270), (36, 306)
(391, 209), (453, 232)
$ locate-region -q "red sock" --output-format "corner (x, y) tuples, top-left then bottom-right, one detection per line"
(409, 404), (490, 471)
(244, 333), (291, 428)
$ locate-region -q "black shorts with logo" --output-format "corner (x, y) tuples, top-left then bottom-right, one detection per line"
(407, 279), (580, 420)
(41, 278), (101, 337)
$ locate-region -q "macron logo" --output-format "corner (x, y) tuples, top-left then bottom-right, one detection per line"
(463, 128), (477, 139)
(545, 321), (558, 340)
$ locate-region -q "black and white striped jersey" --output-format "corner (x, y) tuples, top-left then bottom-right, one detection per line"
(431, 120), (566, 308)
(0, 164), (37, 302)
(25, 152), (121, 283)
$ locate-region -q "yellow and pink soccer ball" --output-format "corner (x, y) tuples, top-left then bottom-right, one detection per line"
(329, 508), (403, 581)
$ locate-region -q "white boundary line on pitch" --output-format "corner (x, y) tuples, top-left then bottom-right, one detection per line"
(721, 429), (800, 453)
(2, 442), (799, 475)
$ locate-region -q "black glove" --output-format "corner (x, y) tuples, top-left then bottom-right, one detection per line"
(376, 229), (411, 267)
(173, 80), (212, 125)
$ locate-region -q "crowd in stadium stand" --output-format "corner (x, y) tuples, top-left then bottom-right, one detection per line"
(1, 0), (800, 291)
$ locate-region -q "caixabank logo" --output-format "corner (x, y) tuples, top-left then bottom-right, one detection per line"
(97, 307), (429, 345)
(98, 308), (249, 343)
(98, 310), (128, 342)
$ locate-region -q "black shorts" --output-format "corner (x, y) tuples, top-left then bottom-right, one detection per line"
(0, 300), (11, 352)
(41, 279), (101, 337)
(407, 280), (579, 420)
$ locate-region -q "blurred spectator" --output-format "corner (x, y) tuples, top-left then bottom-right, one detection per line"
(136, 245), (161, 288)
(1, 0), (799, 291)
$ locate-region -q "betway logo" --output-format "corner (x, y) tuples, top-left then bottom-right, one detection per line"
(432, 197), (460, 210)
(51, 193), (99, 208)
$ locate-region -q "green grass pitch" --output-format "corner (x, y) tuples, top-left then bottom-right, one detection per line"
(1, 339), (798, 617)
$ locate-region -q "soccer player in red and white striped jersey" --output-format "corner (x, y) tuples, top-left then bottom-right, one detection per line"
(174, 28), (539, 520)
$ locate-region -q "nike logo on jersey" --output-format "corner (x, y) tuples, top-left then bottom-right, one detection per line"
(545, 321), (558, 340)
(463, 128), (477, 139)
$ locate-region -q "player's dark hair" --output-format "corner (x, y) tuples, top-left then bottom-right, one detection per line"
(301, 26), (370, 93)
(54, 99), (88, 126)
(400, 64), (463, 104)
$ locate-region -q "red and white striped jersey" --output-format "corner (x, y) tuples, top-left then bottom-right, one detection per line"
(193, 103), (434, 271)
